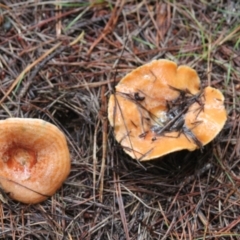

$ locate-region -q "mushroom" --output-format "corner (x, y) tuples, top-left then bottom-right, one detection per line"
(184, 86), (227, 146)
(0, 118), (70, 204)
(108, 59), (227, 161)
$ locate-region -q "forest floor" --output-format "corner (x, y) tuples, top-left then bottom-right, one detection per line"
(0, 1), (240, 239)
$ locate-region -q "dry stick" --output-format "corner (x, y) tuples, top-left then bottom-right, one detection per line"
(0, 42), (61, 104)
(214, 25), (240, 46)
(18, 39), (57, 56)
(0, 7), (83, 46)
(161, 215), (176, 240)
(114, 173), (130, 240)
(0, 203), (5, 239)
(20, 32), (84, 98)
(55, 0), (62, 37)
(19, 28), (79, 98)
(19, 45), (68, 99)
(1, 32), (84, 103)
(64, 78), (121, 90)
(207, 40), (212, 87)
(0, 3), (9, 9)
(87, 0), (125, 56)
(93, 119), (100, 203)
(98, 85), (108, 203)
(223, 81), (237, 160)
(217, 217), (240, 233)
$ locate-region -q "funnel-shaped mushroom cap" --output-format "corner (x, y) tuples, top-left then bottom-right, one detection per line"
(0, 118), (70, 203)
(108, 59), (227, 161)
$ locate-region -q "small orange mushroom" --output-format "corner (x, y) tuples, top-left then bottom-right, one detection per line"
(0, 118), (70, 204)
(108, 59), (227, 161)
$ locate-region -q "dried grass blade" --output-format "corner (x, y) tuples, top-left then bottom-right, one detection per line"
(0, 42), (61, 104)
(98, 85), (108, 202)
(114, 174), (130, 240)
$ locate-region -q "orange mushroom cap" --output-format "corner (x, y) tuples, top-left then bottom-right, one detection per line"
(185, 86), (226, 146)
(108, 59), (227, 161)
(0, 118), (70, 204)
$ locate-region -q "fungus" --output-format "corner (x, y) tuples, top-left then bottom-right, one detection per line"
(108, 59), (227, 161)
(0, 118), (70, 204)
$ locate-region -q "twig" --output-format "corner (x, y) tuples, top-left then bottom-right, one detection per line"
(87, 0), (125, 56)
(98, 85), (108, 203)
(114, 173), (130, 240)
(0, 42), (61, 104)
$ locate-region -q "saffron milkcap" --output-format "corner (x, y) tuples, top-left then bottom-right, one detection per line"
(0, 118), (70, 203)
(108, 59), (227, 161)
